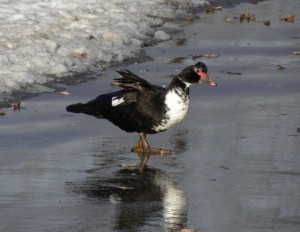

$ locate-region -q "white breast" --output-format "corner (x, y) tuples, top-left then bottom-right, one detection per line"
(153, 88), (189, 132)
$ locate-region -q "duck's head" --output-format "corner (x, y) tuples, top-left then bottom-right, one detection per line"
(179, 62), (217, 87)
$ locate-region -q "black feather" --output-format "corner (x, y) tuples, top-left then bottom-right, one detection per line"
(113, 69), (163, 92)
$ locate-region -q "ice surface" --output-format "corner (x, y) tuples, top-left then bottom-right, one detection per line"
(0, 0), (209, 99)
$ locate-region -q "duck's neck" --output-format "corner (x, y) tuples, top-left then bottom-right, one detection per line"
(167, 76), (190, 95)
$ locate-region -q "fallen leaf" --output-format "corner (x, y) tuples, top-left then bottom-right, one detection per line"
(205, 7), (213, 14)
(240, 13), (255, 23)
(281, 15), (295, 23)
(292, 51), (300, 56)
(277, 65), (285, 70)
(205, 6), (222, 14)
(250, 14), (256, 22)
(263, 20), (271, 26)
(214, 6), (222, 11)
(192, 54), (219, 59)
(121, 162), (137, 168)
(180, 228), (195, 232)
(58, 91), (71, 96)
(0, 112), (5, 116)
(11, 102), (27, 110)
(240, 14), (245, 22)
(202, 53), (220, 59)
(73, 52), (88, 59)
(226, 17), (234, 24)
(11, 102), (21, 110)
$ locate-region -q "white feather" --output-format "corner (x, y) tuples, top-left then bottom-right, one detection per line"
(111, 96), (125, 106)
(153, 88), (189, 132)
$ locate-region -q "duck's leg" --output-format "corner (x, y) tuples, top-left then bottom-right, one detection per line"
(133, 132), (172, 173)
(132, 132), (150, 153)
(132, 132), (172, 155)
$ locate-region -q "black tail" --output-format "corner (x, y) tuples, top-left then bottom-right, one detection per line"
(66, 103), (86, 113)
(66, 101), (103, 118)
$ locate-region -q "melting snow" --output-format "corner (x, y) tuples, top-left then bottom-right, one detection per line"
(0, 0), (209, 99)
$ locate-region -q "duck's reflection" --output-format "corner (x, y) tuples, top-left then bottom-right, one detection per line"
(73, 168), (187, 231)
(68, 128), (190, 230)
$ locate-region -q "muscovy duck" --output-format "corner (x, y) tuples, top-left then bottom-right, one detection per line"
(66, 62), (216, 157)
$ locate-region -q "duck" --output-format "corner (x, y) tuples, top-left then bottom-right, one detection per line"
(66, 62), (216, 169)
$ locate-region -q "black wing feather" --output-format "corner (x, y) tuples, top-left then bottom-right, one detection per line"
(113, 69), (164, 92)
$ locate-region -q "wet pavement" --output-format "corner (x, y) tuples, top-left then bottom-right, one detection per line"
(1, 0), (300, 231)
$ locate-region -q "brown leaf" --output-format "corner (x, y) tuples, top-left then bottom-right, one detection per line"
(11, 102), (21, 110)
(73, 52), (88, 59)
(240, 13), (245, 23)
(201, 53), (220, 59)
(205, 7), (213, 14)
(0, 112), (5, 116)
(192, 54), (219, 59)
(205, 6), (222, 14)
(214, 6), (222, 11)
(281, 15), (295, 23)
(263, 20), (271, 26)
(240, 13), (255, 23)
(293, 51), (300, 56)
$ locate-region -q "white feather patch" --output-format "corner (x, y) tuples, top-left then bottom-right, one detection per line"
(111, 96), (125, 106)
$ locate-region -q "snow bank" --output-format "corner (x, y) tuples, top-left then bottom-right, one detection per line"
(0, 0), (209, 97)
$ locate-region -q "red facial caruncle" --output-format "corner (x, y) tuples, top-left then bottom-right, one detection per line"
(194, 67), (217, 87)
